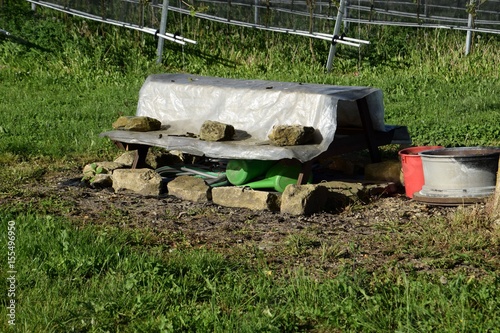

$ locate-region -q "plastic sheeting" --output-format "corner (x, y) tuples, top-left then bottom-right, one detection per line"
(104, 73), (387, 162)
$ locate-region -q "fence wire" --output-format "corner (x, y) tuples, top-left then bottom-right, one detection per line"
(28, 0), (500, 37)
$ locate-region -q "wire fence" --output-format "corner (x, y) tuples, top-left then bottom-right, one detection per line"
(18, 0), (500, 67)
(344, 0), (500, 34)
(24, 0), (500, 39)
(25, 0), (164, 33)
(172, 0), (500, 34)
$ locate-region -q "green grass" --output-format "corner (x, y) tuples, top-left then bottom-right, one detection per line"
(1, 2), (499, 331)
(0, 212), (498, 332)
(1, 4), (499, 160)
(0, 74), (140, 158)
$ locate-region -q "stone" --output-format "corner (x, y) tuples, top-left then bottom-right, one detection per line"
(364, 160), (402, 184)
(322, 180), (400, 206)
(146, 149), (184, 169)
(199, 120), (235, 142)
(321, 181), (364, 208)
(280, 184), (329, 215)
(363, 182), (400, 197)
(268, 125), (315, 146)
(114, 151), (136, 168)
(112, 168), (163, 196)
(321, 181), (364, 197)
(90, 173), (113, 188)
(82, 161), (125, 180)
(212, 187), (281, 211)
(167, 176), (211, 202)
(112, 116), (162, 132)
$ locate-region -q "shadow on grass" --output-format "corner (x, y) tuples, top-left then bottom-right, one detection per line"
(0, 30), (52, 53)
(168, 43), (240, 69)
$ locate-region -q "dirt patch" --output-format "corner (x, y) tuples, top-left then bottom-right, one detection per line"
(6, 167), (499, 281)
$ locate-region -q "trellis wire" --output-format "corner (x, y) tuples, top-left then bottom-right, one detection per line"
(23, 0), (500, 70)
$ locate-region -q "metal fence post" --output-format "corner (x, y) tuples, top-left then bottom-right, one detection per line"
(343, 0), (349, 32)
(156, 0), (169, 64)
(254, 0), (259, 24)
(465, 0), (476, 55)
(326, 0), (347, 72)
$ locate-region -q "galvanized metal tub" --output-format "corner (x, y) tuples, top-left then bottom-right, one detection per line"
(418, 147), (500, 198)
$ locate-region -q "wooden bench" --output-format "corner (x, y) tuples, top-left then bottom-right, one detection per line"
(101, 74), (411, 180)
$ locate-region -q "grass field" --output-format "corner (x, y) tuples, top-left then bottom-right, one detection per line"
(1, 212), (498, 332)
(1, 2), (499, 332)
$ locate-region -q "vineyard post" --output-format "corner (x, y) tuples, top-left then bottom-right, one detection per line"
(156, 0), (169, 63)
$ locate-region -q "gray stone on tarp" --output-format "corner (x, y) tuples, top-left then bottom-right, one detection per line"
(82, 161), (125, 180)
(268, 125), (315, 146)
(280, 184), (329, 216)
(167, 175), (211, 202)
(112, 116), (162, 132)
(212, 187), (281, 211)
(112, 168), (163, 196)
(199, 120), (235, 142)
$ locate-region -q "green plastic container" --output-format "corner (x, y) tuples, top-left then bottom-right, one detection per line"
(244, 160), (312, 192)
(226, 159), (277, 185)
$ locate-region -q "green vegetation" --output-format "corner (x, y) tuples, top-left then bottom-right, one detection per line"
(1, 2), (499, 160)
(1, 212), (498, 332)
(1, 1), (499, 332)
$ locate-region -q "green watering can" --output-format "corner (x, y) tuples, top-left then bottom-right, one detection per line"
(243, 160), (313, 193)
(226, 159), (277, 185)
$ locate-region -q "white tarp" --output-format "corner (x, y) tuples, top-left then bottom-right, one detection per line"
(107, 73), (386, 162)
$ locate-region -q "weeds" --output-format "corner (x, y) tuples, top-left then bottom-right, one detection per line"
(1, 212), (497, 332)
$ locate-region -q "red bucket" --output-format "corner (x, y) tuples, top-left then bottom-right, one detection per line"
(399, 146), (443, 198)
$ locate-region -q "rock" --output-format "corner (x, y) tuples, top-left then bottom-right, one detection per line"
(114, 151), (136, 168)
(321, 181), (364, 208)
(91, 173), (113, 188)
(112, 168), (163, 196)
(112, 116), (161, 132)
(82, 161), (125, 180)
(212, 187), (281, 211)
(146, 149), (184, 169)
(321, 181), (364, 197)
(364, 160), (402, 184)
(363, 182), (400, 197)
(322, 180), (400, 206)
(114, 149), (185, 170)
(280, 184), (329, 215)
(268, 125), (315, 146)
(168, 150), (186, 162)
(199, 120), (235, 142)
(167, 176), (211, 202)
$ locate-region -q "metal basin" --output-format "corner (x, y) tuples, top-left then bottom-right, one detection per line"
(418, 147), (500, 198)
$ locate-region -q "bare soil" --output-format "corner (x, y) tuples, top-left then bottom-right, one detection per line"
(8, 166), (499, 281)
